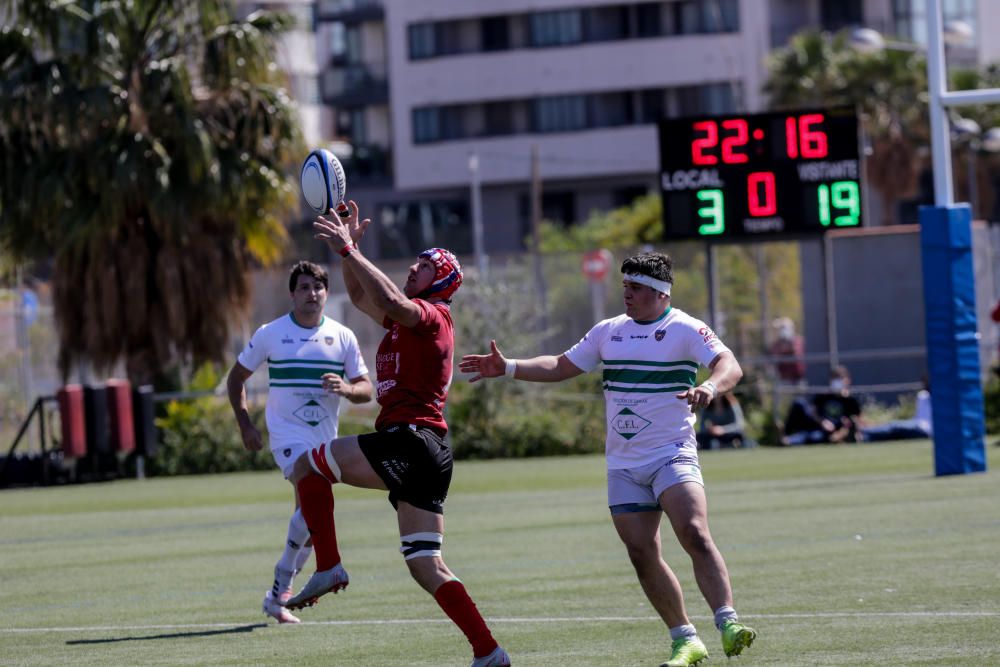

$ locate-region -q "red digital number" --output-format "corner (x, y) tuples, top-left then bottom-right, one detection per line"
(785, 113), (829, 159)
(747, 172), (777, 216)
(691, 121), (718, 165)
(721, 119), (749, 164)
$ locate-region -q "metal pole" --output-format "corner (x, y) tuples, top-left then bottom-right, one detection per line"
(925, 0), (954, 206)
(823, 235), (839, 369)
(706, 243), (719, 330)
(530, 145), (549, 336)
(468, 151), (488, 279)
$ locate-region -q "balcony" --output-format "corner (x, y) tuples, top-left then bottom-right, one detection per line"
(320, 61), (388, 107)
(316, 0), (383, 24)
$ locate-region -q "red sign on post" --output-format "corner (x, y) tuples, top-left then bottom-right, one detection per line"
(581, 249), (612, 282)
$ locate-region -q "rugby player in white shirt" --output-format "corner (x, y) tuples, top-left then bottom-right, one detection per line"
(460, 252), (756, 667)
(227, 260), (372, 624)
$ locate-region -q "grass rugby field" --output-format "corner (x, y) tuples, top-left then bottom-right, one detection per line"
(2, 439), (999, 666)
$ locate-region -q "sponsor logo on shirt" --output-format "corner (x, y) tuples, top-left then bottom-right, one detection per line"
(292, 399), (329, 427)
(300, 337), (317, 342)
(698, 326), (717, 344)
(376, 378), (397, 398)
(655, 330), (666, 341)
(281, 337), (294, 344)
(611, 335), (623, 342)
(612, 407), (652, 441)
(630, 334), (648, 339)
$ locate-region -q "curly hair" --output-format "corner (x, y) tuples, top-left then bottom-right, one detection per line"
(620, 252), (673, 284)
(288, 260), (328, 292)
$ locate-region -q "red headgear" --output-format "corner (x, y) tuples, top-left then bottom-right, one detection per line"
(417, 248), (463, 301)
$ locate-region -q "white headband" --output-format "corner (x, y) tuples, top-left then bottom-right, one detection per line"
(624, 273), (671, 295)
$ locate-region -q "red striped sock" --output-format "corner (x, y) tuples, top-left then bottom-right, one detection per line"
(433, 579), (498, 658)
(295, 474), (340, 571)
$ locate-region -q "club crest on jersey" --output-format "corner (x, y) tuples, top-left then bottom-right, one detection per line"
(655, 330), (666, 341)
(325, 336), (334, 346)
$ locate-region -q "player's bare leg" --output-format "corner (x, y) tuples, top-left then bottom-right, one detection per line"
(284, 436), (385, 609)
(613, 510), (690, 627)
(397, 502), (509, 666)
(660, 482), (755, 657)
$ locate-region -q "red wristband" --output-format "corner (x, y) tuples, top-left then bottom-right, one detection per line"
(338, 243), (356, 258)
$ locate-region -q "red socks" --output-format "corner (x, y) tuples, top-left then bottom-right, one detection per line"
(434, 579), (498, 658)
(295, 473), (340, 570)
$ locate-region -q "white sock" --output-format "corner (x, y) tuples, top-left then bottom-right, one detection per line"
(669, 624), (698, 641)
(714, 605), (738, 630)
(276, 509), (309, 573)
(294, 545), (313, 573)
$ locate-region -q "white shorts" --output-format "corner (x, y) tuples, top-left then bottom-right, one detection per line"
(607, 443), (703, 514)
(270, 441), (316, 478)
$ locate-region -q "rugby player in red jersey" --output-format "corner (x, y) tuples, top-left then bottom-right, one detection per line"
(282, 201), (510, 667)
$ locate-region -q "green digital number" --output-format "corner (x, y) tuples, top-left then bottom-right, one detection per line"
(818, 180), (860, 227)
(697, 189), (725, 235)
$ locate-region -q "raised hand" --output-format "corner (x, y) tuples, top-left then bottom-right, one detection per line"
(458, 340), (508, 383)
(336, 200), (372, 243)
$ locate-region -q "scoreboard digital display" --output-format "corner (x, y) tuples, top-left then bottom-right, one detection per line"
(658, 108), (863, 239)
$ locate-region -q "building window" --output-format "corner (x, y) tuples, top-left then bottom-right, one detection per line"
(529, 10), (583, 47)
(640, 89), (667, 122)
(533, 95), (587, 133)
(588, 92), (634, 128)
(583, 6), (630, 42)
(481, 16), (510, 51)
(674, 0), (739, 34)
(413, 107), (440, 143)
(409, 23), (436, 59)
(636, 3), (664, 37)
(377, 200), (472, 259)
(520, 191), (577, 238)
(676, 83), (739, 116)
(483, 101), (514, 136)
(820, 0), (862, 31)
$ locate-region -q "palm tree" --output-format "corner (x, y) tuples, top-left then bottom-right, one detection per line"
(764, 30), (929, 225)
(0, 0), (303, 387)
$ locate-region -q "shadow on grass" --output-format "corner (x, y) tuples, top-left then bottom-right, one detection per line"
(66, 623), (266, 644)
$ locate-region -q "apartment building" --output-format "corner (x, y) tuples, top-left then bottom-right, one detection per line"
(315, 0), (998, 260)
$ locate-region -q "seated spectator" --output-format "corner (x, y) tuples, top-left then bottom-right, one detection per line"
(862, 383), (933, 442)
(782, 366), (863, 445)
(697, 392), (753, 449)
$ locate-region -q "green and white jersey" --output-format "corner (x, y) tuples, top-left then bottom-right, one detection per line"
(564, 307), (729, 469)
(238, 313), (368, 449)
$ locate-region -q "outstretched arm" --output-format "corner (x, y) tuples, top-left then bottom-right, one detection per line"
(459, 340), (584, 383)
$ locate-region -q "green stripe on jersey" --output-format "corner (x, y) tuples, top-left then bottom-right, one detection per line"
(602, 368), (697, 385)
(269, 381), (324, 388)
(268, 367), (344, 381)
(602, 383), (692, 394)
(268, 358), (344, 367)
(602, 358), (697, 369)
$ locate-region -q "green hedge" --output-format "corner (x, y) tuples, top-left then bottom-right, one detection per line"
(149, 397), (274, 476)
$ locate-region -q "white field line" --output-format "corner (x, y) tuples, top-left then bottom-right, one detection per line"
(3, 611), (999, 634)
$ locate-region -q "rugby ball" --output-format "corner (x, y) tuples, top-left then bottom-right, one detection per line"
(300, 148), (347, 215)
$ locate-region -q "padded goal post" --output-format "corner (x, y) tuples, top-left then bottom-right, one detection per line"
(919, 204), (986, 475)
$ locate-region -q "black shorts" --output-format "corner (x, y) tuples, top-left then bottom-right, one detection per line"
(358, 424), (453, 514)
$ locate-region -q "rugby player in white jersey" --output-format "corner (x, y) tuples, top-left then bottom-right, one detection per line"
(459, 252), (756, 667)
(227, 260), (372, 624)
